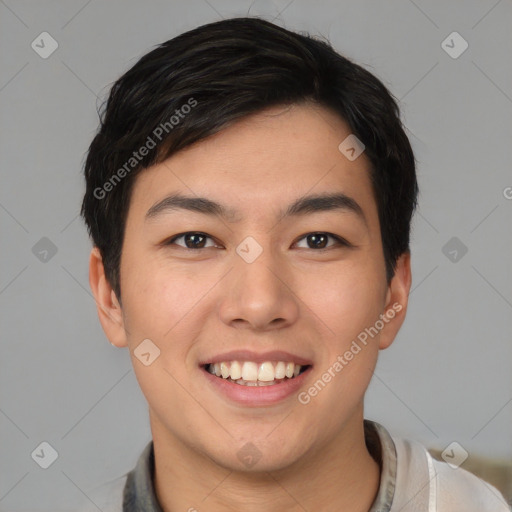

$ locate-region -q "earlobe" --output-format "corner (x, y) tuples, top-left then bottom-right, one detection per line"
(88, 247), (128, 348)
(379, 252), (412, 350)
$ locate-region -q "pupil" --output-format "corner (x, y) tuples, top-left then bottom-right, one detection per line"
(309, 233), (327, 249)
(186, 233), (205, 248)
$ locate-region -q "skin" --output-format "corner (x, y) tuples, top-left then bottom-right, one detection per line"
(89, 102), (411, 512)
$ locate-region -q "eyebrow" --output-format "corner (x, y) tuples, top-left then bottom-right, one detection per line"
(145, 191), (367, 226)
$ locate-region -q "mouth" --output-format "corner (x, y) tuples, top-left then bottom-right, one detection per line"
(198, 350), (314, 406)
(201, 361), (313, 387)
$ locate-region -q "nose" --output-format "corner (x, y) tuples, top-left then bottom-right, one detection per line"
(218, 242), (300, 332)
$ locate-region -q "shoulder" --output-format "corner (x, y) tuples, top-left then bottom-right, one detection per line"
(429, 451), (510, 511)
(391, 435), (510, 511)
(74, 475), (126, 512)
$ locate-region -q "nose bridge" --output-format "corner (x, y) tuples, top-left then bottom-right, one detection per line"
(219, 234), (298, 329)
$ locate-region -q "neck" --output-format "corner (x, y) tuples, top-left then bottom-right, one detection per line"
(151, 408), (380, 512)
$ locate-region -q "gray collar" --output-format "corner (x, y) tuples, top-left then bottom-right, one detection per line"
(367, 420), (397, 512)
(122, 439), (163, 512)
(123, 419), (397, 511)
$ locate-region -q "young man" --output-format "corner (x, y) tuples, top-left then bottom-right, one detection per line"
(79, 17), (509, 512)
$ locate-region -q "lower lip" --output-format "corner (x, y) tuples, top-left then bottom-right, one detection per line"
(201, 366), (313, 407)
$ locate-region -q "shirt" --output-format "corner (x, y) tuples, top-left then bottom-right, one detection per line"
(77, 420), (510, 511)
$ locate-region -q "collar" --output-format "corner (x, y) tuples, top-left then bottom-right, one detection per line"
(366, 420), (397, 512)
(123, 419), (397, 511)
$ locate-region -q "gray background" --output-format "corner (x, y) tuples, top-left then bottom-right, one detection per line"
(1, 0), (511, 510)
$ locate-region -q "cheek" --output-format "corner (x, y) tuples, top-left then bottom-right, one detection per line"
(299, 270), (383, 426)
(121, 256), (214, 377)
(122, 261), (203, 419)
(303, 261), (385, 345)
(122, 252), (196, 335)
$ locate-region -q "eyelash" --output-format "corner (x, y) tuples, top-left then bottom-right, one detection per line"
(163, 231), (351, 251)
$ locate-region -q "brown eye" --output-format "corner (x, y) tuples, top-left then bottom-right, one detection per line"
(165, 232), (216, 249)
(295, 232), (349, 250)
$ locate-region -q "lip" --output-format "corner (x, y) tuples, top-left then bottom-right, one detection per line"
(198, 349), (314, 366)
(201, 364), (313, 407)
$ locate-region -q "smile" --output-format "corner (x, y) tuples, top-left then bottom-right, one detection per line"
(204, 361), (311, 386)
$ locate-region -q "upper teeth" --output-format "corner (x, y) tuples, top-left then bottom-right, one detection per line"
(208, 361), (304, 381)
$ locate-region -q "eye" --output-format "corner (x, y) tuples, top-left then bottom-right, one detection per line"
(164, 232), (219, 250)
(163, 231), (351, 251)
(294, 232), (350, 250)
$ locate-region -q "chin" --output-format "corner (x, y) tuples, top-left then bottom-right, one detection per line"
(208, 435), (311, 474)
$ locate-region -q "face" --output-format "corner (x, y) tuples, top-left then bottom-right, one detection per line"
(90, 103), (410, 472)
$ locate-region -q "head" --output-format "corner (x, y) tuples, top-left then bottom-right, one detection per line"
(82, 17), (417, 471)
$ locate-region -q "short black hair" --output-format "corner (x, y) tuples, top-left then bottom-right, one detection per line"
(81, 16), (418, 302)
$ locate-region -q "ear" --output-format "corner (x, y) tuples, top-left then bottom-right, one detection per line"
(88, 246), (128, 348)
(378, 251), (412, 350)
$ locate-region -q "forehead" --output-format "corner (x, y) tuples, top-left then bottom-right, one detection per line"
(128, 103), (378, 228)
